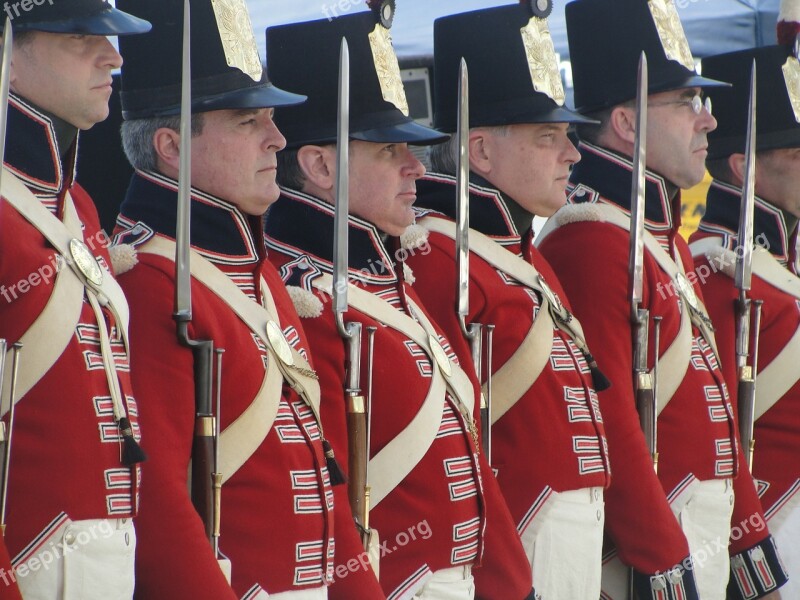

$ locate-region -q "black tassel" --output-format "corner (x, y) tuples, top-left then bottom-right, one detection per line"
(118, 417), (147, 465)
(322, 439), (347, 486)
(585, 352), (611, 392)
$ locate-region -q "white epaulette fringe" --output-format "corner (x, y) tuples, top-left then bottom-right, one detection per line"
(287, 285), (323, 318)
(552, 203), (606, 227)
(400, 223), (429, 250)
(109, 243), (138, 275)
(403, 263), (415, 285)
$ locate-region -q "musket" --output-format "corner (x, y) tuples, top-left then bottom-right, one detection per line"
(734, 61), (758, 470)
(332, 39), (369, 544)
(212, 349), (224, 556)
(172, 0), (217, 545)
(628, 52), (658, 473)
(454, 59), (489, 458)
(363, 326), (376, 536)
(0, 343), (19, 536)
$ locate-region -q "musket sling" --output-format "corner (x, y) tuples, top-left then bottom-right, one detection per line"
(313, 273), (476, 509)
(139, 237), (322, 484)
(422, 216), (592, 423)
(537, 204), (717, 415)
(1, 168), (131, 425)
(690, 237), (800, 419)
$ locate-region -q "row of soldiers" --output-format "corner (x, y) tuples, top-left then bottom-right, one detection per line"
(0, 0), (798, 598)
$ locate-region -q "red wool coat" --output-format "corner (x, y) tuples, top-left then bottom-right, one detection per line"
(409, 174), (610, 522)
(114, 171), (382, 599)
(265, 188), (533, 600)
(537, 143), (786, 599)
(0, 96), (140, 575)
(691, 180), (800, 521)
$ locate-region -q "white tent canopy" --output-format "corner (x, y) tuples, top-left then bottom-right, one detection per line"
(249, 0), (782, 63)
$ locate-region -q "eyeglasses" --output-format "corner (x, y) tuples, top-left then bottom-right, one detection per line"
(649, 94), (712, 116)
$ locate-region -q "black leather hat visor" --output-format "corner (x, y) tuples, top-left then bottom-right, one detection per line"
(15, 5), (151, 35)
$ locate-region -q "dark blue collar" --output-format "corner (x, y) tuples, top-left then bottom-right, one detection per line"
(699, 179), (799, 268)
(115, 170), (264, 266)
(264, 187), (400, 285)
(415, 173), (523, 246)
(5, 94), (77, 195)
(568, 142), (679, 234)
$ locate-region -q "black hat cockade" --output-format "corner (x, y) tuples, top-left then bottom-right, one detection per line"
(433, 1), (595, 133)
(117, 0), (305, 120)
(527, 0), (553, 19)
(3, 0), (150, 35)
(566, 0), (729, 113)
(266, 1), (447, 148)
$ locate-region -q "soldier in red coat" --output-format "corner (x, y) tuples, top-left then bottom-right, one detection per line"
(689, 36), (800, 598)
(407, 5), (615, 599)
(110, 1), (383, 598)
(264, 5), (534, 600)
(536, 0), (787, 599)
(0, 3), (150, 598)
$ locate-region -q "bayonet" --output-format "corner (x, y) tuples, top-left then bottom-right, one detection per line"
(172, 0), (217, 546)
(0, 17), (12, 197)
(333, 38), (370, 544)
(735, 61), (758, 470)
(628, 52), (657, 472)
(453, 58), (489, 458)
(0, 18), (15, 537)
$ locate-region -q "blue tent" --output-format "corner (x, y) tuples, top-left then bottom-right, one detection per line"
(250, 0), (782, 62)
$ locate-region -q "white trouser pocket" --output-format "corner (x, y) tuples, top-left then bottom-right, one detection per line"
(16, 518), (135, 600)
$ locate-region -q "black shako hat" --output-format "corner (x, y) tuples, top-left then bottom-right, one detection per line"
(4, 0), (150, 35)
(566, 0), (729, 113)
(266, 3), (448, 148)
(117, 0), (305, 120)
(703, 46), (800, 159)
(433, 2), (596, 132)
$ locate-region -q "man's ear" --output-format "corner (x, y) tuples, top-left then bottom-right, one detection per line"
(468, 129), (493, 177)
(608, 105), (636, 145)
(297, 145), (335, 192)
(727, 153), (746, 186)
(152, 128), (182, 173)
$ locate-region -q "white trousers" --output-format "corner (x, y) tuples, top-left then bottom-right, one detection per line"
(413, 565), (474, 600)
(673, 478), (734, 600)
(521, 487), (604, 600)
(265, 585), (328, 599)
(601, 478), (733, 600)
(15, 518), (135, 600)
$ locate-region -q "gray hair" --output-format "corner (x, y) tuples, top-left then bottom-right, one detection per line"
(276, 147), (306, 191)
(121, 113), (205, 172)
(428, 125), (511, 175)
